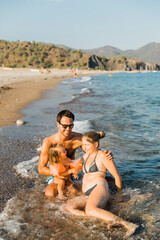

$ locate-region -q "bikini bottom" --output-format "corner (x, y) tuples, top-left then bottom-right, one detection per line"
(84, 182), (109, 196)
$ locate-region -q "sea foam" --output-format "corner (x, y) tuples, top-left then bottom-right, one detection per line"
(13, 156), (39, 179)
(75, 76), (92, 83)
(80, 88), (91, 94)
(73, 120), (92, 134)
(68, 88), (92, 103)
(0, 197), (27, 238)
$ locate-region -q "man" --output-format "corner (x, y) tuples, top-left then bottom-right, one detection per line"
(38, 110), (113, 196)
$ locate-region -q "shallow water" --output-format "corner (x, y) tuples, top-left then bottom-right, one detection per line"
(0, 72), (160, 239)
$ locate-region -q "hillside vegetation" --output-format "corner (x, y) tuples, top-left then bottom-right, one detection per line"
(0, 40), (91, 69)
(0, 40), (159, 71)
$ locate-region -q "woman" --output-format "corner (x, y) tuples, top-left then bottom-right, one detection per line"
(65, 131), (138, 237)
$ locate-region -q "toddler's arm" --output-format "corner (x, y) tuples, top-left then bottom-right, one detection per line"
(59, 168), (79, 178)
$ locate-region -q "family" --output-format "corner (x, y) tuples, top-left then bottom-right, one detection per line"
(38, 110), (138, 236)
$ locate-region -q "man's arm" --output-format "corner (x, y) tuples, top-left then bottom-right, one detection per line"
(72, 132), (82, 149)
(38, 139), (52, 176)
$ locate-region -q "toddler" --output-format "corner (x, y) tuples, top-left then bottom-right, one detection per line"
(48, 143), (79, 199)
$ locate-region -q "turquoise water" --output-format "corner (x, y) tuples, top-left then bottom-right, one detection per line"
(0, 72), (160, 239)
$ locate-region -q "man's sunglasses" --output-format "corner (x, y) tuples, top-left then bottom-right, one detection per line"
(59, 122), (74, 129)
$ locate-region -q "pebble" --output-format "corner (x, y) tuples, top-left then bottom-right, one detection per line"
(16, 119), (25, 126)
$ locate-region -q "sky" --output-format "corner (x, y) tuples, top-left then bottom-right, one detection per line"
(1, 0), (160, 50)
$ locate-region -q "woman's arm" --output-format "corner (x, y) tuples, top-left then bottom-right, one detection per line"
(101, 152), (122, 190)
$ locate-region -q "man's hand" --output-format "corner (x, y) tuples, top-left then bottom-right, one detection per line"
(104, 150), (114, 161)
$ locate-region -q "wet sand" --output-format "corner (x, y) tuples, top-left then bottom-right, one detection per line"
(0, 68), (106, 128)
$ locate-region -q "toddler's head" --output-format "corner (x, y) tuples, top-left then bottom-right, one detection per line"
(48, 143), (67, 165)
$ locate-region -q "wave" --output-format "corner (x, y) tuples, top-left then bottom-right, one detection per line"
(76, 76), (92, 83)
(60, 88), (92, 105)
(13, 156), (39, 179)
(80, 88), (91, 94)
(61, 78), (75, 85)
(0, 196), (25, 238)
(61, 76), (92, 85)
(73, 120), (92, 134)
(70, 95), (80, 101)
(0, 186), (65, 239)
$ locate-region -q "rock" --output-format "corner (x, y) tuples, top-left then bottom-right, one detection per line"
(16, 119), (24, 126)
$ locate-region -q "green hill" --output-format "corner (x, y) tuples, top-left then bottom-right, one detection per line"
(0, 40), (159, 71)
(0, 40), (91, 69)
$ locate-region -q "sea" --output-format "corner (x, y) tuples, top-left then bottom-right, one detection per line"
(0, 72), (159, 240)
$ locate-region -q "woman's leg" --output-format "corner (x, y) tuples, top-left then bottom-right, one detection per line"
(85, 184), (138, 236)
(64, 196), (87, 216)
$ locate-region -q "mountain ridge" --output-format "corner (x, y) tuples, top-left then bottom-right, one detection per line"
(83, 42), (160, 64)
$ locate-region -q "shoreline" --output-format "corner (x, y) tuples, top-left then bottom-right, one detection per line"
(0, 68), (107, 128)
(0, 67), (106, 213)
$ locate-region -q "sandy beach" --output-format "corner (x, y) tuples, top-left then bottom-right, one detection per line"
(0, 68), (105, 128)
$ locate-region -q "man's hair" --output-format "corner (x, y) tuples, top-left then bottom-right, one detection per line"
(57, 110), (75, 123)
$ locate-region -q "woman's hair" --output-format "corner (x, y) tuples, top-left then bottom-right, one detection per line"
(48, 143), (64, 165)
(82, 131), (105, 145)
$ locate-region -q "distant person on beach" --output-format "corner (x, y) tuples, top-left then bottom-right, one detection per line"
(65, 131), (138, 237)
(48, 143), (79, 199)
(38, 109), (113, 197)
